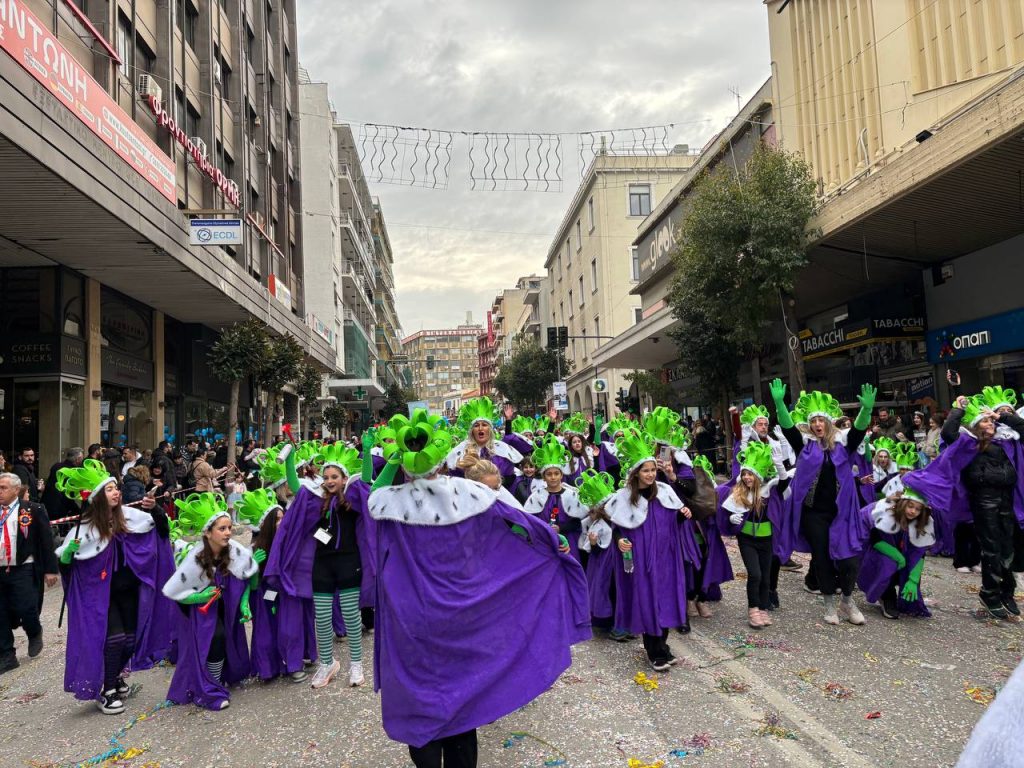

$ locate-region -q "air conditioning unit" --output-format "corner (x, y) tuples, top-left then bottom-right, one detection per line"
(137, 74), (162, 103)
(190, 137), (208, 158)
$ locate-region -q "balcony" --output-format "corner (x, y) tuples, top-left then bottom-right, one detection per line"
(340, 261), (374, 316)
(524, 284), (541, 305)
(339, 211), (374, 275)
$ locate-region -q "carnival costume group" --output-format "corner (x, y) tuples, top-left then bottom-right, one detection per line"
(48, 382), (1024, 766)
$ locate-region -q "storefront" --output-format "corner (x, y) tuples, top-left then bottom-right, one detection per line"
(99, 287), (156, 449)
(926, 307), (1024, 399)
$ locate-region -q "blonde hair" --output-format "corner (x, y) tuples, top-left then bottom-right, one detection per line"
(127, 464), (150, 485)
(459, 448), (500, 486)
(798, 416), (840, 451)
(728, 470), (763, 513)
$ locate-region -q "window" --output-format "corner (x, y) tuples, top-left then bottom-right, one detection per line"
(559, 302), (564, 325)
(594, 316), (600, 342)
(590, 259), (598, 291)
(575, 220), (582, 249)
(588, 197), (595, 231)
(565, 238), (571, 264)
(630, 246), (640, 281)
(581, 327), (587, 358)
(557, 252), (562, 279)
(628, 184), (652, 217)
(116, 13), (132, 69)
(633, 307), (643, 325)
(567, 290), (573, 313)
(578, 276), (584, 306)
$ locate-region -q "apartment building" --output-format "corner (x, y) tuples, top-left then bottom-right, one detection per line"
(402, 322), (483, 413)
(545, 152), (693, 416)
(371, 197), (406, 391)
(0, 0), (332, 466)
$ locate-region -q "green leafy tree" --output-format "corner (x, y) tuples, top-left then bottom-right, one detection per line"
(255, 333), (305, 440)
(208, 319), (270, 469)
(295, 362), (324, 439)
(493, 338), (572, 411)
(322, 403), (349, 438)
(380, 383), (416, 421)
(668, 143), (817, 442)
(624, 369), (678, 410)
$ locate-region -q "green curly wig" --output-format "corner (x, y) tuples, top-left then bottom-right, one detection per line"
(533, 415), (552, 434)
(174, 492), (230, 534)
(615, 429), (657, 480)
(978, 385), (1018, 412)
(532, 435), (570, 472)
(511, 415), (535, 436)
(560, 412), (589, 436)
(458, 397), (499, 429)
(642, 406), (682, 445)
(235, 488), (282, 529)
(740, 405), (771, 427)
(892, 442), (918, 470)
(575, 468), (618, 508)
(255, 443), (289, 489)
(318, 442), (362, 476)
(795, 390), (843, 422)
(56, 459), (116, 502)
(737, 441), (777, 480)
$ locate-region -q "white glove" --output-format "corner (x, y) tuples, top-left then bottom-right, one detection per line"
(729, 511), (745, 526)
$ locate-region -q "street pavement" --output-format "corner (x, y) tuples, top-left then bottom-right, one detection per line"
(0, 538), (1016, 768)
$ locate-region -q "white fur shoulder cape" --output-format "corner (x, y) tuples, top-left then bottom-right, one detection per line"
(162, 539), (259, 602)
(604, 482), (683, 529)
(523, 486), (587, 519)
(55, 506), (155, 562)
(370, 476), (500, 526)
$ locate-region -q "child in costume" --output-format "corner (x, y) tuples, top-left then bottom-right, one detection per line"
(524, 436), (588, 561)
(879, 443), (920, 497)
(561, 413), (594, 486)
(369, 410), (590, 767)
(605, 429), (694, 672)
(510, 455), (543, 505)
(55, 460), (176, 714)
(860, 437), (898, 503)
(576, 469), (617, 628)
(163, 493), (258, 710)
(503, 414), (536, 457)
(446, 397), (523, 487)
(595, 417), (630, 478)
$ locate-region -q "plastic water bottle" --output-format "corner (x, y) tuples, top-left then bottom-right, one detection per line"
(276, 443), (293, 464)
(621, 538), (634, 574)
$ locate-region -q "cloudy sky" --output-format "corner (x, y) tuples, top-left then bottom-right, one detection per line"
(297, 1), (771, 334)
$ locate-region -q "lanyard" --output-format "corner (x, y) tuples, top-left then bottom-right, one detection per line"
(0, 503), (15, 565)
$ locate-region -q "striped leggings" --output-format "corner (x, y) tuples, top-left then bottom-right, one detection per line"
(312, 589), (362, 665)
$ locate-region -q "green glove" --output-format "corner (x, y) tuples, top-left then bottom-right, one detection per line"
(872, 540), (906, 570)
(362, 428), (376, 453)
(769, 378), (794, 429)
(361, 434), (375, 484)
(179, 585), (219, 605)
(59, 538), (81, 564)
(595, 413), (604, 439)
(901, 558), (924, 602)
(370, 458), (400, 491)
(240, 583), (252, 623)
(252, 548), (267, 564)
(509, 523), (530, 541)
(285, 445), (300, 494)
(854, 383), (877, 431)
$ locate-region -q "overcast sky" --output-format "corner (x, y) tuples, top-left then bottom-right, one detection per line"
(296, 1), (770, 334)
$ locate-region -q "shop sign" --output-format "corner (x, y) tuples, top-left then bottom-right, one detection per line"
(927, 307), (1024, 363)
(907, 376), (935, 401)
(309, 314), (335, 345)
(144, 95), (241, 207)
(636, 209), (682, 284)
(269, 274), (292, 309)
(799, 317), (924, 361)
(0, 334), (86, 377)
(0, 0), (176, 203)
(189, 218), (242, 245)
(101, 292), (152, 357)
(101, 350), (154, 389)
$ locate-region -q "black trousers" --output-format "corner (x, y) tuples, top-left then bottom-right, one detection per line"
(0, 565), (41, 655)
(408, 729), (478, 768)
(801, 506), (860, 597)
(208, 601), (227, 664)
(769, 555), (781, 592)
(641, 629), (670, 663)
(737, 534), (772, 609)
(686, 534), (709, 602)
(973, 493), (1017, 608)
(953, 522), (982, 569)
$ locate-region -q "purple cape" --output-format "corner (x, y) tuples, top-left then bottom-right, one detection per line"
(595, 444), (620, 477)
(250, 579), (316, 679)
(527, 491), (583, 561)
(716, 479), (793, 562)
(503, 433), (534, 456)
(167, 570), (250, 709)
(586, 545), (614, 618)
(372, 498), (590, 747)
(788, 438), (867, 560)
(857, 526), (931, 618)
(63, 530), (176, 701)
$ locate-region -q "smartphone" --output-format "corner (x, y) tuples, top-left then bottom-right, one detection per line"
(658, 444), (673, 463)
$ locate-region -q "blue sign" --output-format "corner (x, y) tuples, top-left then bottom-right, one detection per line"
(927, 307), (1024, 363)
(189, 218), (242, 246)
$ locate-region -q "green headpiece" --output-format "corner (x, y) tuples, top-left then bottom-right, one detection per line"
(375, 423), (398, 446)
(295, 440), (324, 468)
(174, 492), (230, 534)
(560, 412), (589, 437)
(740, 405), (771, 427)
(892, 442), (918, 470)
(791, 392), (808, 427)
(255, 443), (288, 489)
(962, 394), (990, 428)
(615, 429), (657, 480)
(458, 396), (499, 429)
(575, 469), (618, 508)
(56, 459), (116, 502)
(168, 518), (185, 544)
(642, 406), (682, 445)
(383, 409), (453, 477)
(448, 423), (467, 447)
(604, 416), (632, 439)
(737, 441), (777, 481)
(534, 415), (551, 434)
(532, 435), (570, 473)
(692, 454), (716, 483)
(979, 385), (1018, 412)
(872, 436), (897, 457)
(318, 442), (362, 476)
(511, 415), (535, 436)
(795, 390), (843, 422)
(235, 488), (282, 530)
(668, 425), (692, 450)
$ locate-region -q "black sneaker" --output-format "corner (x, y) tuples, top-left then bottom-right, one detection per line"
(984, 602), (1011, 620)
(115, 677), (131, 696)
(880, 599), (900, 620)
(0, 653), (18, 675)
(677, 622), (691, 635)
(768, 591), (780, 611)
(663, 645), (678, 666)
(96, 690), (124, 715)
(649, 658), (671, 673)
(27, 632), (42, 658)
(608, 628), (632, 643)
(802, 583), (821, 595)
(780, 559), (802, 572)
(1004, 597), (1021, 617)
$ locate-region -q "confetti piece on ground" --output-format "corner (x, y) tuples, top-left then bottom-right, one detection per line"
(795, 667), (820, 682)
(634, 672), (659, 691)
(9, 692), (44, 703)
(51, 699), (174, 768)
(865, 711), (883, 719)
(964, 684), (996, 706)
(721, 634), (798, 652)
(756, 711), (798, 740)
(715, 675), (750, 694)
(504, 731), (570, 764)
(680, 732), (713, 750)
(920, 662), (956, 671)
(628, 759), (666, 768)
(864, 652), (879, 663)
(668, 749), (689, 758)
(822, 682), (855, 700)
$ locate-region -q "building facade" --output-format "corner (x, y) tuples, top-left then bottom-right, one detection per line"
(402, 322), (483, 413)
(544, 152), (694, 416)
(0, 0), (333, 467)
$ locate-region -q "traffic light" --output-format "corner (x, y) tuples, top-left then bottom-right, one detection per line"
(557, 326), (569, 349)
(426, 355), (435, 370)
(546, 326), (558, 348)
(615, 388), (628, 412)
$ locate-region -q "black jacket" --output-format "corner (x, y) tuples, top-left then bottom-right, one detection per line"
(5, 501), (59, 576)
(943, 409), (1024, 504)
(121, 476), (147, 505)
(41, 461), (82, 520)
(12, 460), (39, 503)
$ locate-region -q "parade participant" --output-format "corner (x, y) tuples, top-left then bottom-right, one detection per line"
(576, 469), (617, 627)
(559, 413), (594, 486)
(605, 429), (693, 672)
(503, 411), (536, 457)
(729, 405), (788, 479)
(940, 391), (1024, 619)
(861, 437), (898, 502)
(447, 397), (523, 487)
(524, 437), (587, 561)
(858, 475), (936, 620)
(770, 379), (876, 626)
(55, 460), (175, 714)
(533, 415), (552, 444)
(163, 493), (258, 711)
(722, 443), (783, 629)
(595, 416), (630, 478)
(235, 488), (312, 683)
(880, 443), (920, 497)
(510, 456), (543, 505)
(369, 409), (589, 768)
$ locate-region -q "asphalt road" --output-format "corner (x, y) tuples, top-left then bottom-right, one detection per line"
(1, 539), (1015, 768)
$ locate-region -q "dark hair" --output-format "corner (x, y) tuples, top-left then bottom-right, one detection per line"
(930, 413), (945, 428)
(627, 461), (656, 505)
(84, 487), (128, 542)
(196, 533), (232, 581)
(892, 496), (933, 536)
(252, 508), (282, 555)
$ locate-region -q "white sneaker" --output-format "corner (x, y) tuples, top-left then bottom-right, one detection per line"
(218, 699), (230, 710)
(839, 597), (865, 625)
(956, 567), (971, 574)
(971, 565), (983, 574)
(310, 659), (340, 689)
(823, 595), (840, 625)
(349, 661), (365, 687)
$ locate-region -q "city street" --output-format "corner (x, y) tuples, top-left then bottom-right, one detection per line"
(1, 540), (1012, 768)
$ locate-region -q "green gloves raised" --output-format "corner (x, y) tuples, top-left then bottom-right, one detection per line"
(872, 541), (906, 570)
(362, 428), (376, 453)
(285, 444), (300, 495)
(854, 383), (877, 431)
(60, 538), (81, 564)
(769, 378), (794, 429)
(240, 584), (253, 623)
(252, 548), (267, 565)
(179, 585), (219, 605)
(901, 559), (924, 602)
(371, 458), (400, 491)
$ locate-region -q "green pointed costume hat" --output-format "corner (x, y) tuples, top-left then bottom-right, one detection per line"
(295, 440), (324, 469)
(56, 459), (116, 502)
(604, 416), (633, 439)
(872, 436), (897, 457)
(740, 405), (771, 427)
(575, 469), (618, 508)
(255, 443), (289, 489)
(318, 442), (362, 476)
(795, 390), (843, 422)
(892, 442), (918, 470)
(692, 454), (716, 483)
(533, 415), (552, 434)
(962, 394), (991, 428)
(616, 429), (657, 480)
(560, 412), (589, 437)
(511, 415), (535, 436)
(532, 435), (569, 473)
(235, 488), (282, 530)
(978, 385), (1017, 412)
(174, 492), (230, 534)
(458, 396), (499, 429)
(383, 409), (453, 477)
(737, 441), (777, 481)
(642, 406), (682, 445)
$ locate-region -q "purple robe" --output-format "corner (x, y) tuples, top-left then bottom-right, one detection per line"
(857, 506), (931, 618)
(503, 433), (534, 456)
(524, 489), (585, 562)
(595, 444), (620, 477)
(371, 489), (590, 747)
(167, 571), (251, 709)
(250, 549), (316, 678)
(586, 545), (614, 618)
(62, 530), (176, 701)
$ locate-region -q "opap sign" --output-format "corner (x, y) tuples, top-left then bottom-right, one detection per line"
(189, 219), (242, 246)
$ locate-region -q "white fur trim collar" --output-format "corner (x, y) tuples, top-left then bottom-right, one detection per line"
(523, 486), (587, 519)
(445, 440), (523, 470)
(56, 505), (155, 561)
(162, 539), (259, 602)
(605, 482), (683, 529)
(579, 518), (612, 552)
(870, 499), (935, 548)
(369, 476), (497, 526)
(881, 475), (905, 498)
(721, 478), (777, 515)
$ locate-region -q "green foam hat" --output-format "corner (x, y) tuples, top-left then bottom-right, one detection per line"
(604, 416), (632, 439)
(872, 436), (897, 457)
(255, 443), (288, 489)
(235, 488), (282, 529)
(642, 406), (681, 445)
(615, 429), (657, 480)
(575, 469), (618, 508)
(692, 454), (716, 483)
(740, 405), (771, 427)
(962, 395), (989, 428)
(534, 415), (551, 434)
(532, 435), (570, 473)
(795, 390), (843, 422)
(56, 458), (116, 502)
(448, 423), (467, 447)
(174, 492), (230, 534)
(892, 442), (918, 470)
(737, 441), (777, 481)
(458, 396), (499, 429)
(560, 412), (589, 437)
(511, 415), (535, 436)
(318, 442), (361, 476)
(295, 440), (324, 469)
(384, 409), (453, 477)
(979, 385), (1017, 412)
(667, 425), (692, 450)
(790, 392), (808, 427)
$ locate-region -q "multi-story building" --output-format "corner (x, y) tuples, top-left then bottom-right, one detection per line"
(402, 321), (483, 413)
(0, 0), (333, 466)
(765, 0), (1024, 409)
(480, 274), (545, 400)
(371, 197), (406, 391)
(510, 274), (547, 348)
(478, 328), (498, 397)
(545, 152), (694, 416)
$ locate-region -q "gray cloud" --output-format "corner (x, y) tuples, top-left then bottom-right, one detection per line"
(296, 1), (770, 331)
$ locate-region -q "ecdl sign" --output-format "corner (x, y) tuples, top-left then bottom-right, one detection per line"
(189, 219), (243, 246)
(927, 307), (1024, 363)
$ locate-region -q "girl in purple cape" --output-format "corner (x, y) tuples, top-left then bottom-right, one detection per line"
(446, 396), (523, 488)
(524, 436), (588, 561)
(510, 455), (543, 505)
(770, 378), (876, 626)
(605, 429), (694, 673)
(55, 459), (176, 715)
(162, 494), (259, 711)
(575, 469), (618, 630)
(370, 410), (590, 768)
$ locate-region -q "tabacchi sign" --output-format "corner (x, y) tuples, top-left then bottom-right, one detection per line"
(145, 94), (241, 207)
(0, 0), (176, 202)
